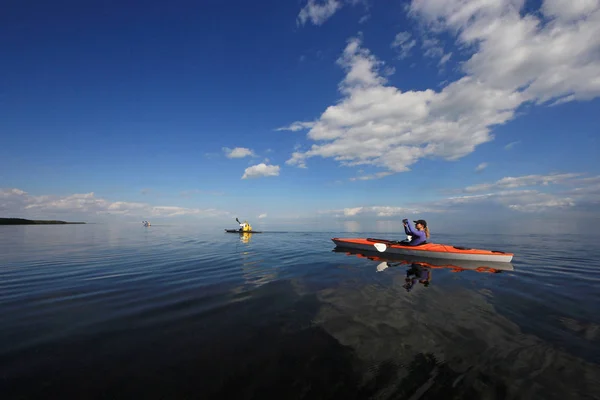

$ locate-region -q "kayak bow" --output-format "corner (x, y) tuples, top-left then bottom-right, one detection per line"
(331, 237), (513, 262)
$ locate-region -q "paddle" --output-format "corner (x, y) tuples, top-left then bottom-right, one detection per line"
(377, 261), (403, 271)
(235, 217), (245, 231)
(374, 243), (387, 252)
(376, 262), (388, 272)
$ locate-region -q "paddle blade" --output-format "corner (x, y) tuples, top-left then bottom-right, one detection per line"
(374, 243), (387, 252)
(376, 262), (389, 272)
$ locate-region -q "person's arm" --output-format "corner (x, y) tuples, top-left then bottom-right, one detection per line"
(404, 220), (416, 235)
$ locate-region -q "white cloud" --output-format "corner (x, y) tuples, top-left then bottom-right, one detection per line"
(504, 140), (520, 150)
(462, 173), (581, 193)
(322, 205), (442, 218)
(223, 147), (256, 158)
(296, 0), (370, 26)
(297, 0), (343, 26)
(322, 172), (600, 216)
(275, 121), (316, 132)
(475, 162), (488, 172)
(421, 36), (445, 58)
(541, 0), (600, 22)
(442, 172), (600, 212)
(241, 163), (281, 179)
(284, 35), (520, 174)
(0, 189), (230, 219)
(283, 1), (600, 178)
(439, 52), (452, 66)
(444, 189), (577, 213)
(258, 213), (268, 219)
(409, 0), (600, 103)
(508, 198), (576, 212)
(350, 171), (393, 181)
(391, 32), (417, 59)
(1, 188), (26, 196)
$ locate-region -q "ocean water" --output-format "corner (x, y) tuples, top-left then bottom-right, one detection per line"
(1, 224), (599, 399)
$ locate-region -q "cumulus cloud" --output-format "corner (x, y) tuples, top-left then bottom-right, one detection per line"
(409, 0), (600, 103)
(0, 189), (230, 219)
(508, 198), (576, 212)
(421, 36), (445, 59)
(297, 0), (370, 26)
(322, 205), (442, 218)
(391, 32), (417, 59)
(241, 163), (281, 179)
(541, 0), (600, 22)
(297, 0), (343, 26)
(223, 147), (256, 158)
(441, 173), (600, 212)
(258, 213), (268, 219)
(322, 172), (600, 216)
(442, 189), (577, 213)
(475, 162), (488, 172)
(458, 173), (600, 211)
(275, 121), (316, 132)
(283, 0), (600, 178)
(350, 171), (393, 181)
(462, 173), (582, 193)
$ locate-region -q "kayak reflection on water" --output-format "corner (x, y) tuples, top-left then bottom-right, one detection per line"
(240, 232), (252, 243)
(338, 246), (515, 275)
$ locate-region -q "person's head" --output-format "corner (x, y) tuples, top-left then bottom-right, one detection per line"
(413, 219), (430, 238)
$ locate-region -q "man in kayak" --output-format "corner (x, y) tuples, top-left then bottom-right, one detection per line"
(239, 220), (252, 232)
(402, 219), (429, 246)
(234, 217), (252, 232)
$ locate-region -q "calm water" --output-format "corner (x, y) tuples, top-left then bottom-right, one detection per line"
(1, 224), (599, 399)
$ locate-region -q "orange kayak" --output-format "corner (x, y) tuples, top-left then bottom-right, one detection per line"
(331, 237), (514, 262)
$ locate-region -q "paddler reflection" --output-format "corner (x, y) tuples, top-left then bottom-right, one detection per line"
(402, 263), (431, 292)
(240, 232), (252, 243)
(377, 261), (432, 292)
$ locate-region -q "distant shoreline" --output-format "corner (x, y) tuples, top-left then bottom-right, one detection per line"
(0, 218), (86, 225)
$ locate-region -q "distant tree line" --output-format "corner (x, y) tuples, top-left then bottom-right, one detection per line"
(0, 218), (86, 225)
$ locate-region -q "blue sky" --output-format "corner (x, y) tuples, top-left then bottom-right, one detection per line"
(2, 0), (600, 232)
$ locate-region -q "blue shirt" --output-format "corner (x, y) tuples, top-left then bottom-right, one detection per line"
(403, 221), (427, 245)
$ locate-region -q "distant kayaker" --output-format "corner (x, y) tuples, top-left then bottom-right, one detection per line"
(236, 218), (252, 232)
(402, 219), (429, 246)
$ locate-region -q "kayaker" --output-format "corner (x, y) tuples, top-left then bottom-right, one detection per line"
(239, 220), (252, 232)
(402, 219), (429, 245)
